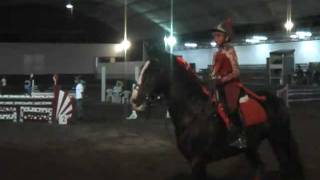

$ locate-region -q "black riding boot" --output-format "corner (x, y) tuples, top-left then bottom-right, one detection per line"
(227, 112), (247, 149)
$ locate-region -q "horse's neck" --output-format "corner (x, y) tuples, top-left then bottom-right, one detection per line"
(166, 71), (212, 132)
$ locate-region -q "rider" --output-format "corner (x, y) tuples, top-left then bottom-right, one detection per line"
(211, 18), (247, 149)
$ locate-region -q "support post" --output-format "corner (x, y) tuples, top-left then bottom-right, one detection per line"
(101, 65), (106, 102)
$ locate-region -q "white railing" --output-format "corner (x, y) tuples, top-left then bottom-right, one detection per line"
(277, 85), (320, 106)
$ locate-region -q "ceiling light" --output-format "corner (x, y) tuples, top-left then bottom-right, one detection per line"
(296, 31), (312, 39)
(290, 34), (298, 39)
(164, 35), (177, 47)
(210, 42), (216, 47)
(114, 39), (131, 52)
(122, 39), (131, 50)
(289, 31), (312, 40)
(284, 20), (294, 31)
(66, 3), (73, 9)
(184, 43), (197, 48)
(245, 39), (260, 44)
(245, 35), (268, 44)
(252, 36), (268, 41)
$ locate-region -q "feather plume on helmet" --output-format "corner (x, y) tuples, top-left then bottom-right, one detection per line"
(212, 18), (233, 42)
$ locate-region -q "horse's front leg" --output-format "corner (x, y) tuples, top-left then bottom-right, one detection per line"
(245, 149), (265, 180)
(191, 159), (207, 180)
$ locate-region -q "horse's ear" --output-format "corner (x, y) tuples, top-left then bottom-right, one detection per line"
(143, 41), (156, 56)
(149, 58), (160, 65)
(143, 40), (173, 68)
(144, 41), (166, 58)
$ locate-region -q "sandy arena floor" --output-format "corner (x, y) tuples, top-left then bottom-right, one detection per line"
(0, 102), (319, 180)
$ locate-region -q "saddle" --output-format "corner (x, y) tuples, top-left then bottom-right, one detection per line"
(237, 83), (267, 127)
(175, 55), (267, 127)
(202, 83), (267, 127)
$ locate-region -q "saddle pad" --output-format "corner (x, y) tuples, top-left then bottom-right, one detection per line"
(239, 95), (267, 127)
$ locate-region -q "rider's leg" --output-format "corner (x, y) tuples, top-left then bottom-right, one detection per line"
(228, 110), (247, 149)
(215, 85), (246, 148)
(224, 97), (247, 149)
(217, 103), (232, 128)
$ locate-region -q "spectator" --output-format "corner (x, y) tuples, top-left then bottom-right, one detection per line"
(112, 80), (123, 103)
(53, 74), (59, 86)
(314, 70), (320, 86)
(24, 80), (31, 95)
(113, 80), (123, 94)
(305, 65), (313, 85)
(0, 76), (6, 94)
(295, 65), (304, 85)
(75, 77), (84, 120)
(80, 79), (87, 94)
(126, 83), (138, 120)
(29, 73), (35, 94)
(122, 90), (131, 104)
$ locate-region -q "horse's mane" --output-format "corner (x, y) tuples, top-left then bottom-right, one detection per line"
(174, 56), (211, 98)
(150, 48), (210, 99)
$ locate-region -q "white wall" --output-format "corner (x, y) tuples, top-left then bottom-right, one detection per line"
(174, 40), (320, 71)
(0, 43), (122, 74)
(96, 61), (144, 80)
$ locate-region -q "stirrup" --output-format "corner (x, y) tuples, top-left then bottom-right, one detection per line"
(229, 133), (247, 149)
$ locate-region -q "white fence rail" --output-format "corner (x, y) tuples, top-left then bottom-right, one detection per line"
(277, 85), (320, 106)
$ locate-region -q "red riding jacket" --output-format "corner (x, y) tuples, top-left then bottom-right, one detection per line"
(212, 44), (240, 112)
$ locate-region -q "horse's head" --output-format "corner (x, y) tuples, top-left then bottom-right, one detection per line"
(130, 52), (171, 111)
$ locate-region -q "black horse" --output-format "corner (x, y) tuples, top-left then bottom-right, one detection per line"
(130, 47), (304, 180)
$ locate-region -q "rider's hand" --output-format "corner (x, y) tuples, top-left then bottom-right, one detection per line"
(210, 72), (215, 79)
(215, 78), (224, 85)
(211, 73), (220, 80)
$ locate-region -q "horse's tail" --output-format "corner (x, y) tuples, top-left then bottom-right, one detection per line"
(261, 92), (305, 180)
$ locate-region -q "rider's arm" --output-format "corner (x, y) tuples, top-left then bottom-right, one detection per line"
(212, 53), (222, 78)
(222, 47), (240, 82)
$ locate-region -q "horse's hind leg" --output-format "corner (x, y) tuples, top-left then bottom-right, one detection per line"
(268, 129), (304, 180)
(191, 161), (207, 180)
(245, 150), (265, 180)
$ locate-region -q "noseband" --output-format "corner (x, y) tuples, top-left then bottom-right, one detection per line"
(133, 83), (161, 105)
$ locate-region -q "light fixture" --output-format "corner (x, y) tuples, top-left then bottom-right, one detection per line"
(164, 35), (177, 47)
(284, 0), (294, 32)
(245, 39), (260, 44)
(165, 0), (175, 52)
(66, 3), (73, 9)
(290, 31), (312, 39)
(245, 35), (268, 44)
(210, 42), (216, 47)
(284, 20), (294, 31)
(184, 43), (197, 48)
(121, 39), (131, 50)
(296, 31), (312, 39)
(253, 36), (268, 41)
(115, 39), (131, 52)
(290, 34), (298, 39)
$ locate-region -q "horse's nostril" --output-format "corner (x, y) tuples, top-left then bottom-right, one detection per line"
(131, 97), (140, 105)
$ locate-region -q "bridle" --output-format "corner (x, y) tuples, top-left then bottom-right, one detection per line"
(133, 83), (161, 106)
(133, 83), (141, 91)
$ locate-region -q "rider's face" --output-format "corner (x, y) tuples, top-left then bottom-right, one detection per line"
(213, 32), (225, 46)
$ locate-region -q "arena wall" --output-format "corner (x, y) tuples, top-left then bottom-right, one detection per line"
(174, 40), (320, 71)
